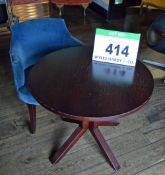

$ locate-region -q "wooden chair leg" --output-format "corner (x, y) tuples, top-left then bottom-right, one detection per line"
(90, 126), (120, 171)
(27, 104), (36, 134)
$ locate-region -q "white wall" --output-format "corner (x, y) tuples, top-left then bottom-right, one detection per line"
(93, 0), (109, 10)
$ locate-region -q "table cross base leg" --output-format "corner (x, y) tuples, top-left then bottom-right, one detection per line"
(50, 118), (120, 171)
(50, 124), (87, 164)
(90, 125), (120, 171)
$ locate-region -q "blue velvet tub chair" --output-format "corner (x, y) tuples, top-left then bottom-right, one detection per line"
(9, 18), (82, 133)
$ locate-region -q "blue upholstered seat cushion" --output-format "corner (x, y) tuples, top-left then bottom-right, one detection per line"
(10, 18), (82, 105)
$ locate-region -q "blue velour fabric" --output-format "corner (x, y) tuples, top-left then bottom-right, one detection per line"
(9, 18), (82, 105)
(147, 13), (165, 54)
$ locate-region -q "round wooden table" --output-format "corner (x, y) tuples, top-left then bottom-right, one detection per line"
(28, 46), (154, 171)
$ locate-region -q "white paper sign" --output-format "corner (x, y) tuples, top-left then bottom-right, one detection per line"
(92, 28), (141, 66)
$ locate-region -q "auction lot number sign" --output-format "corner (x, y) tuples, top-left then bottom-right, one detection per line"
(92, 29), (141, 66)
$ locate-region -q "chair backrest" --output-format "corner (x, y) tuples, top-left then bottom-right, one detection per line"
(146, 13), (165, 54)
(10, 18), (81, 93)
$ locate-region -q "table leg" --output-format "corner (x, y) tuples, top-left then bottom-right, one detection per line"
(90, 126), (120, 171)
(50, 125), (87, 164)
(50, 119), (120, 171)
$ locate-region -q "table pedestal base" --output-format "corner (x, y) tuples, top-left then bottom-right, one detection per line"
(50, 117), (120, 171)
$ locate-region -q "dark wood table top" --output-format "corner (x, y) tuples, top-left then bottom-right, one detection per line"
(28, 46), (154, 121)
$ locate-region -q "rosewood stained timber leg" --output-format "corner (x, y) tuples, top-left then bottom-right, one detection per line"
(90, 125), (120, 171)
(50, 124), (87, 164)
(50, 118), (120, 169)
(27, 104), (36, 134)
